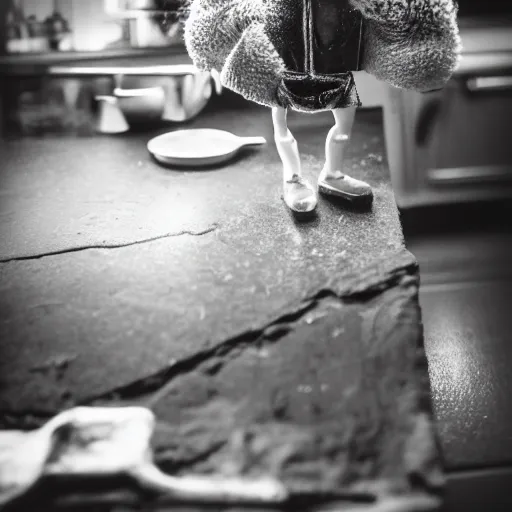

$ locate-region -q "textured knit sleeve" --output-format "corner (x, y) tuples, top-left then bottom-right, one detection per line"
(184, 0), (265, 72)
(184, 0), (240, 72)
(185, 0), (286, 107)
(351, 0), (461, 91)
(219, 22), (286, 107)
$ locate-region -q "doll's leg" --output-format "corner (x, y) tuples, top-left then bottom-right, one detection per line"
(324, 107), (356, 176)
(318, 107), (373, 204)
(272, 107), (317, 214)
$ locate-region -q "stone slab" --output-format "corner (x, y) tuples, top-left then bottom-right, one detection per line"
(148, 272), (442, 502)
(0, 99), (442, 509)
(0, 101), (396, 262)
(0, 105), (405, 412)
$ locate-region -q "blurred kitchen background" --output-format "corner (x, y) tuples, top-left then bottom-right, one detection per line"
(0, 0), (192, 137)
(2, 0), (184, 54)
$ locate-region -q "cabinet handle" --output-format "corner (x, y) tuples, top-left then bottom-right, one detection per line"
(466, 76), (512, 92)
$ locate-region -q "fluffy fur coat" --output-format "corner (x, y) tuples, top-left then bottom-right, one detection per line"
(184, 0), (461, 112)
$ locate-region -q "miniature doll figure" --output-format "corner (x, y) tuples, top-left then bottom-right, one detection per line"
(183, 0), (460, 214)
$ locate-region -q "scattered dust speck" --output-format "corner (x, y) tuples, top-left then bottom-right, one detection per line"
(305, 311), (328, 325)
(259, 348), (270, 358)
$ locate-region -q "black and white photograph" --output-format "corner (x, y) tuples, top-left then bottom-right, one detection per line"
(0, 1), (511, 511)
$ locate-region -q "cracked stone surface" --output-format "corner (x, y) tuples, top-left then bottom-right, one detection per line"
(0, 95), (441, 509)
(147, 274), (442, 496)
(0, 99), (404, 411)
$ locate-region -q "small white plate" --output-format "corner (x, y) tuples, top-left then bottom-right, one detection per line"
(147, 128), (266, 168)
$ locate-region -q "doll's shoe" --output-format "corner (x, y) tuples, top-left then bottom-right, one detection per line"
(283, 175), (317, 214)
(318, 169), (373, 204)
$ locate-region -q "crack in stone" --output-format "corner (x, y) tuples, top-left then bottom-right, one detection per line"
(52, 490), (380, 510)
(0, 255), (418, 431)
(0, 225), (219, 264)
(47, 483), (378, 510)
(84, 298), (320, 407)
(82, 260), (417, 408)
(155, 440), (228, 474)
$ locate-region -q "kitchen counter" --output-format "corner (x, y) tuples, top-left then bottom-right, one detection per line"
(0, 95), (444, 510)
(3, 90), (512, 512)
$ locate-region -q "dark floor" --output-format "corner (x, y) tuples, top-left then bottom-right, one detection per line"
(405, 209), (512, 510)
(403, 206), (512, 473)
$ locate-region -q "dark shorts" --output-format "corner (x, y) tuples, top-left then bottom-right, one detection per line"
(277, 71), (361, 112)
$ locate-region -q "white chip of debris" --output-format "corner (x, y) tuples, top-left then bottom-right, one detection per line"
(0, 406), (288, 508)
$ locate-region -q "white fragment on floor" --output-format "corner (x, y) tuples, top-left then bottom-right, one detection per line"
(0, 406), (288, 509)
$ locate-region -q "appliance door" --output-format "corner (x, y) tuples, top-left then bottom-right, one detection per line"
(385, 20), (512, 208)
(425, 66), (512, 188)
